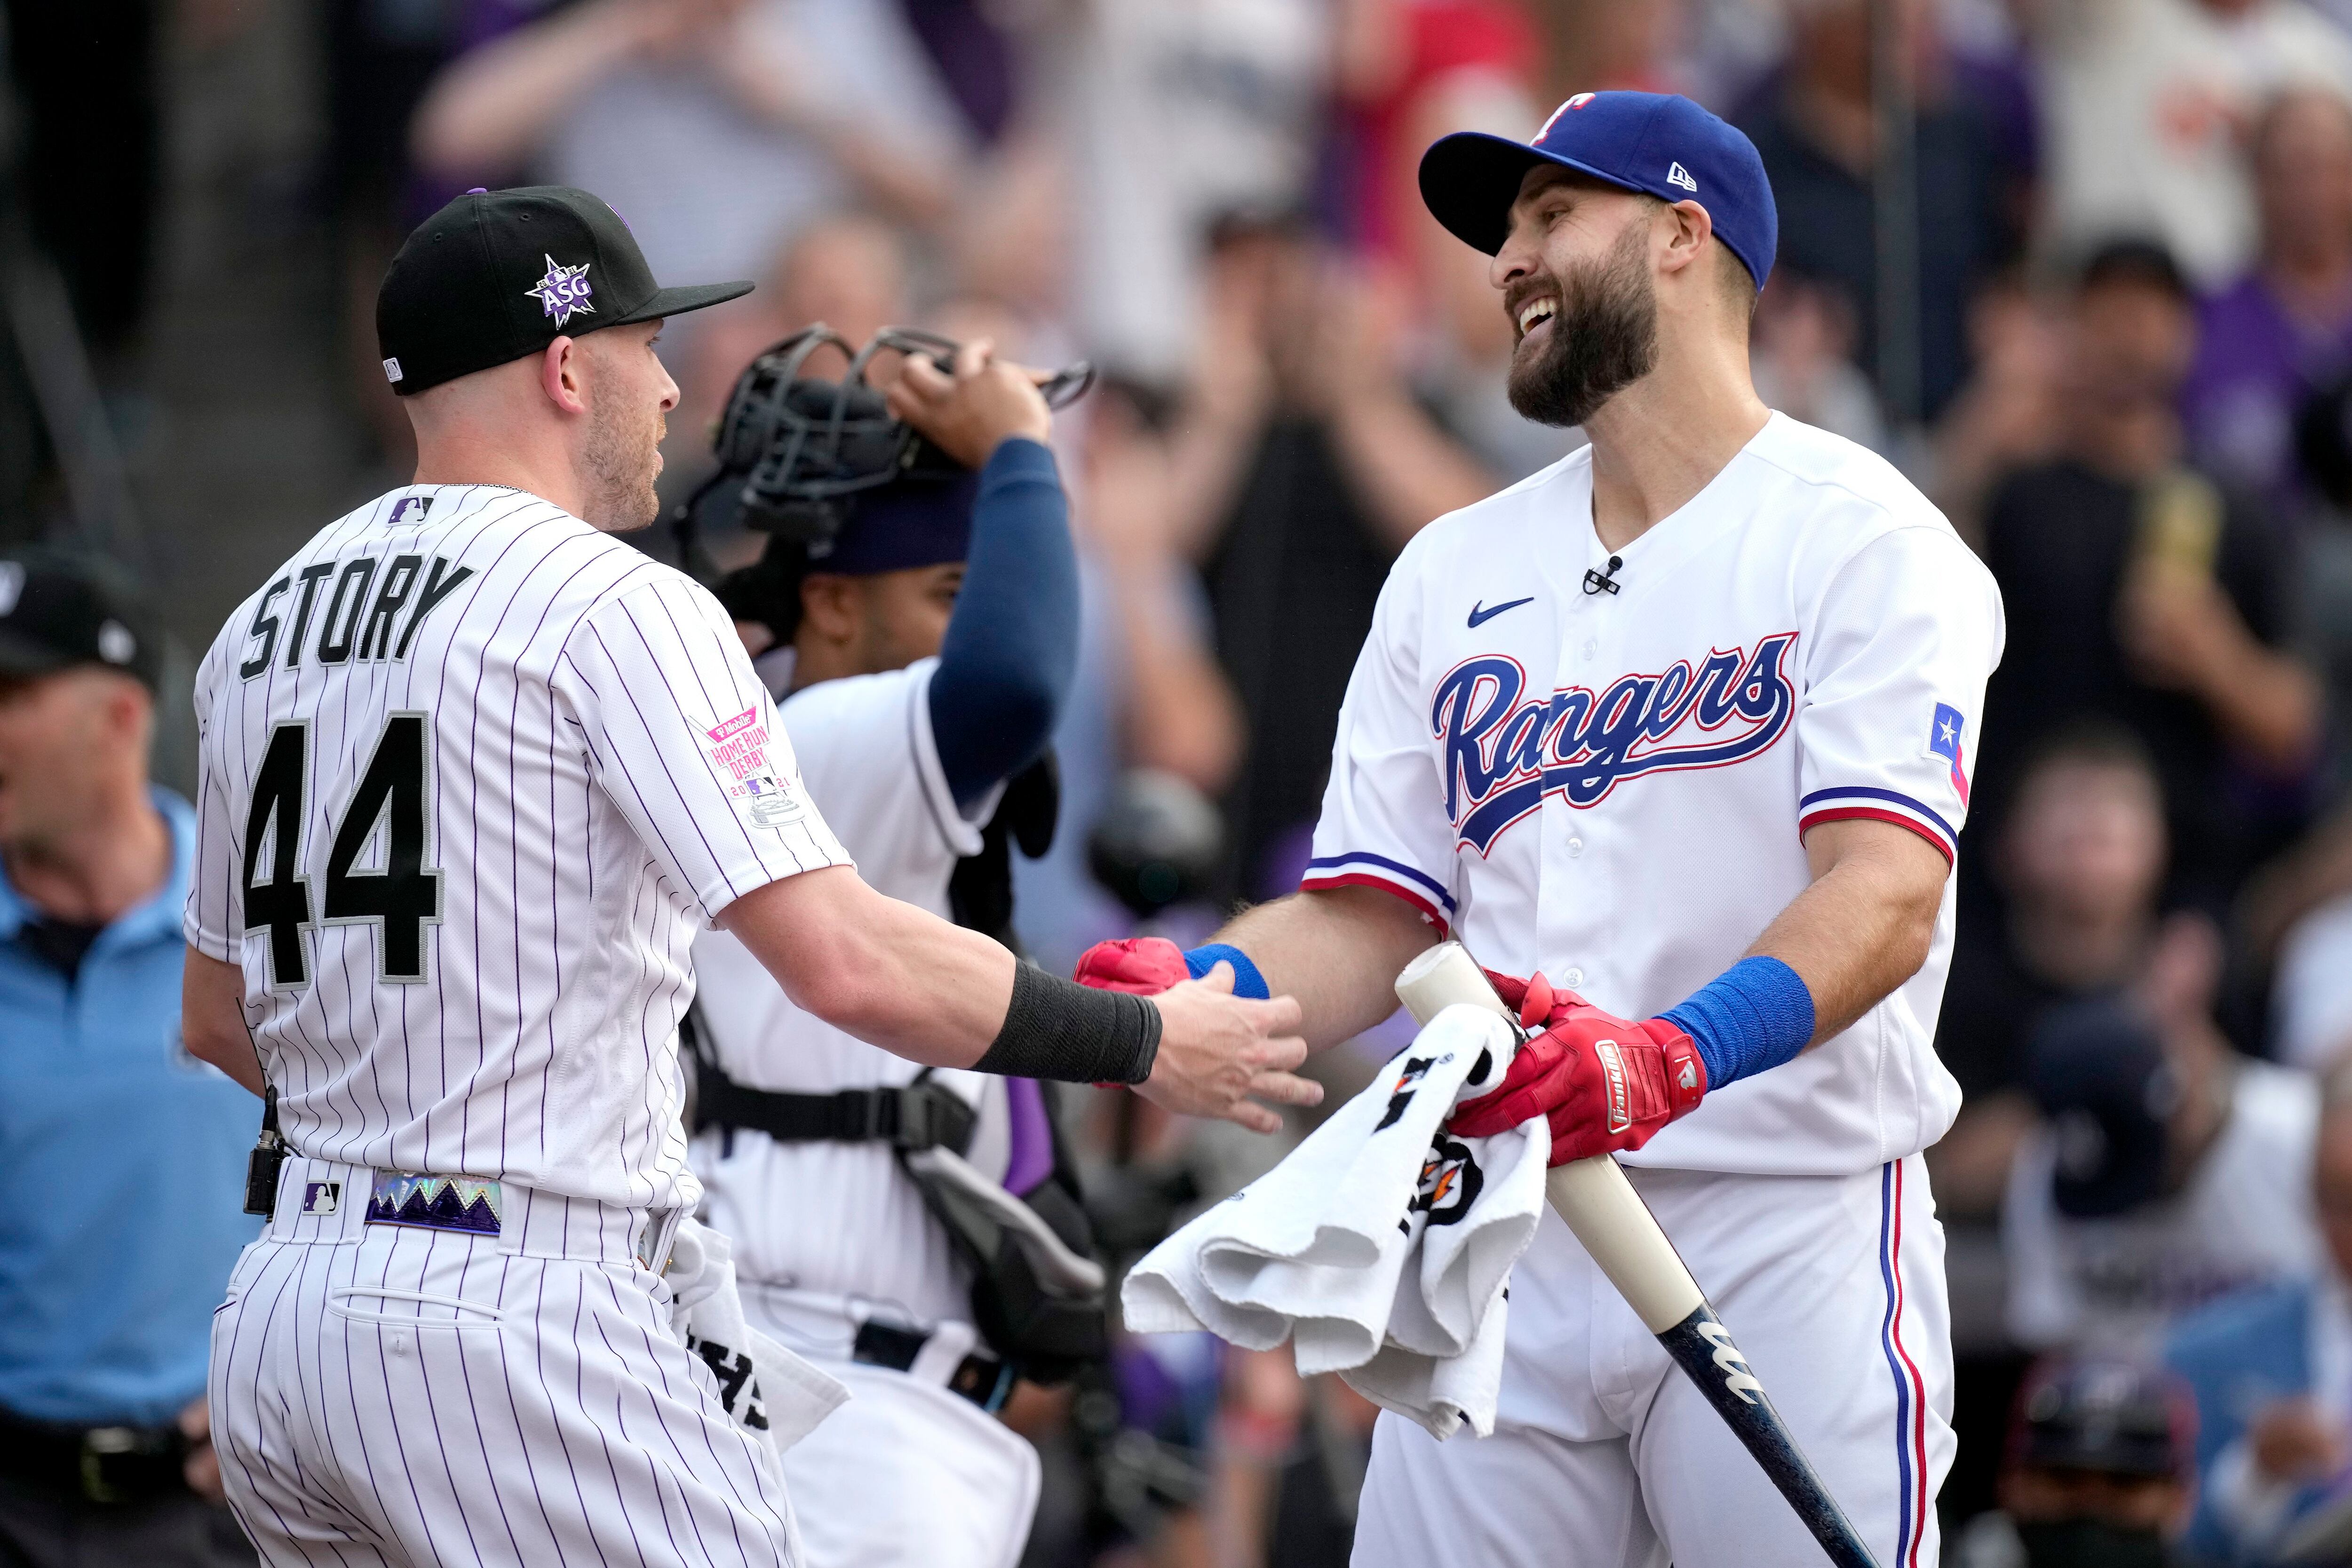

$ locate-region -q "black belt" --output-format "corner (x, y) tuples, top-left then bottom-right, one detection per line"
(851, 1320), (1014, 1413)
(693, 1068), (975, 1155)
(0, 1404), (191, 1505)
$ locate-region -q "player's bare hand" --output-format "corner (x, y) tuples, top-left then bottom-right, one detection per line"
(178, 1396), (224, 1504)
(2250, 1397), (2346, 1484)
(886, 339), (1053, 468)
(1139, 963), (1319, 1133)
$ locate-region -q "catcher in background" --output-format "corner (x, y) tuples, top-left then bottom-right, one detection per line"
(685, 329), (1220, 1568)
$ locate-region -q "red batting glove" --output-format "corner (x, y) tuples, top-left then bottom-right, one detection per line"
(1073, 937), (1190, 996)
(1447, 971), (1708, 1164)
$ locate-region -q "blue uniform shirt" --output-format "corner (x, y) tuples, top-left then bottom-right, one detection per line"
(0, 790), (261, 1426)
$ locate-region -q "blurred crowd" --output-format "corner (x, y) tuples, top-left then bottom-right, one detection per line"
(34, 0), (2352, 1561)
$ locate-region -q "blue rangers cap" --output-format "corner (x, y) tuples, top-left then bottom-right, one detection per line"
(1419, 90), (1778, 293)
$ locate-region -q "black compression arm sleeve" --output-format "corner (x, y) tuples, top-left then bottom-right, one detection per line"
(975, 963), (1161, 1084)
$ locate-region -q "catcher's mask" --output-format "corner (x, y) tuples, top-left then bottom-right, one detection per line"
(681, 325), (1092, 550)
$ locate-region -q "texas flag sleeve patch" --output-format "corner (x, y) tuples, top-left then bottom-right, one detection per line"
(1926, 703), (1970, 806)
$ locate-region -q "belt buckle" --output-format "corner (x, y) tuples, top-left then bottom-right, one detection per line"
(636, 1209), (679, 1274)
(78, 1425), (173, 1506)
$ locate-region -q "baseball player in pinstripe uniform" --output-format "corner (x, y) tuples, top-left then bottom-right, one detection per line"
(178, 187), (1315, 1568)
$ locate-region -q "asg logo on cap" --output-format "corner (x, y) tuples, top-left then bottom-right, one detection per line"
(526, 254), (595, 328)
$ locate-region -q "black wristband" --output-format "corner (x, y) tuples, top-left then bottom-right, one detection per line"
(975, 963), (1161, 1085)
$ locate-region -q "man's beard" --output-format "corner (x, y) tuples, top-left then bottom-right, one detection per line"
(1507, 223), (1660, 428)
(581, 388), (664, 533)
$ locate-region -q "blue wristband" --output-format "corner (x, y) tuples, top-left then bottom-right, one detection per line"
(1659, 956), (1816, 1090)
(1184, 943), (1270, 1001)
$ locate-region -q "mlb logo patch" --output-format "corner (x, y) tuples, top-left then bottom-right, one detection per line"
(1926, 702), (1970, 805)
(302, 1181), (341, 1216)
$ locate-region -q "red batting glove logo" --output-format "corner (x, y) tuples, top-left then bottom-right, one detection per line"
(1447, 971), (1707, 1164)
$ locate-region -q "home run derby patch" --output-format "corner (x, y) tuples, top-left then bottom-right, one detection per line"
(703, 706), (807, 830)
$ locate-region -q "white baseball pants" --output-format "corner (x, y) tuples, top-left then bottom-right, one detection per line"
(1351, 1155), (1953, 1568)
(211, 1158), (802, 1568)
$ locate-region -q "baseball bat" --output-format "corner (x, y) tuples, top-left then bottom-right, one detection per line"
(1395, 941), (1881, 1568)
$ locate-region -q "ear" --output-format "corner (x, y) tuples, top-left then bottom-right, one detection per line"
(540, 335), (589, 416)
(1658, 199), (1716, 282)
(796, 573), (861, 645)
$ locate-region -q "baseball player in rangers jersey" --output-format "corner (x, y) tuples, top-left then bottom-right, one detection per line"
(176, 186), (1314, 1568)
(687, 333), (1088, 1568)
(1078, 93), (2004, 1566)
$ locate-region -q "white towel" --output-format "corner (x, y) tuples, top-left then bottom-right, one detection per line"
(665, 1217), (852, 1461)
(1123, 1005), (1548, 1440)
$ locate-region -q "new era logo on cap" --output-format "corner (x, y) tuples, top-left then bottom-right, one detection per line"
(1417, 90), (1778, 294)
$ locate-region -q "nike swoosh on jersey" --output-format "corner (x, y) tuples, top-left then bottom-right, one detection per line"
(1467, 597), (1536, 628)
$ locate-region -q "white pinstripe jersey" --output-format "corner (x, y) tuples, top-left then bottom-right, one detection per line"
(1304, 414), (2004, 1175)
(184, 483), (850, 1210)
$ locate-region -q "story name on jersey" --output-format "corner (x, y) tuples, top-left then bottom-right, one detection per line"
(1434, 631), (1799, 854)
(237, 552), (475, 680)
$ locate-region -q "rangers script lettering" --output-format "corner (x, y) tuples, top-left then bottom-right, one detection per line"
(1435, 631), (1798, 853)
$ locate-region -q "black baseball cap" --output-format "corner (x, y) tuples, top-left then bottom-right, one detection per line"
(2026, 998), (2172, 1219)
(376, 185), (753, 396)
(0, 549), (163, 692)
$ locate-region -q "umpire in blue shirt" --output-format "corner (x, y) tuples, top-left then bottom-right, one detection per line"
(0, 551), (258, 1565)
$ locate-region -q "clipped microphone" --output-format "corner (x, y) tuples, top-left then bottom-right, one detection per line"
(1582, 554), (1624, 596)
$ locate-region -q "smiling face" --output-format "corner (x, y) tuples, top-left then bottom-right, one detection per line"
(1493, 167), (1666, 427)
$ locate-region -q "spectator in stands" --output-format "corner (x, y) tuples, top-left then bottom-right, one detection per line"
(1747, 265), (1887, 451)
(1935, 726), (2171, 1223)
(1948, 1356), (2198, 1568)
(2035, 0), (2352, 288)
(408, 0), (984, 343)
(1158, 218), (1494, 901)
(1057, 0), (1331, 382)
(1929, 273), (2068, 547)
(676, 212), (914, 471)
(1736, 0), (2014, 421)
(2169, 1059), (2352, 1562)
(1328, 0), (1581, 485)
(1976, 241), (2320, 912)
(2005, 910), (2322, 1350)
(2185, 88), (2352, 519)
(0, 553), (257, 1563)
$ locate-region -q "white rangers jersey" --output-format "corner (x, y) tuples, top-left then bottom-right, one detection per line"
(692, 652), (1003, 1329)
(1303, 414), (2004, 1175)
(184, 484), (850, 1211)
